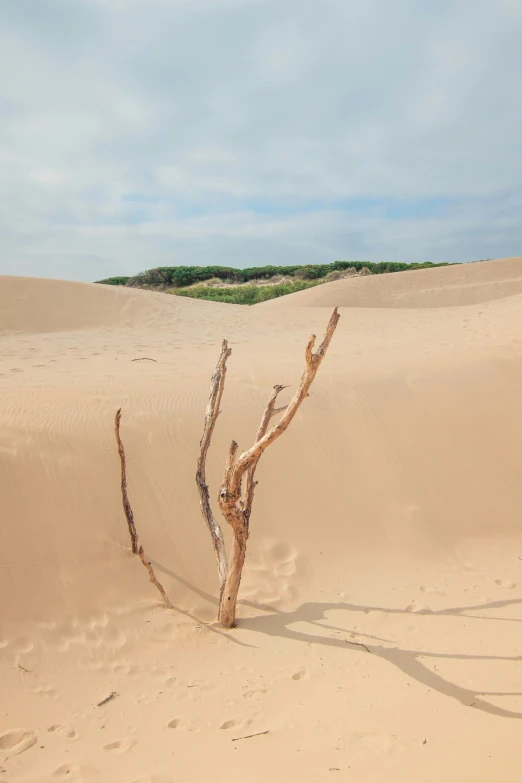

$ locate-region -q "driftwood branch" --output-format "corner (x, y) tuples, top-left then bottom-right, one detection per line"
(217, 307), (340, 627)
(138, 546), (173, 609)
(115, 408), (139, 554)
(196, 340), (231, 591)
(115, 408), (173, 609)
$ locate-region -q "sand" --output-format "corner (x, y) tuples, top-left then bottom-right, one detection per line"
(1, 257), (522, 782)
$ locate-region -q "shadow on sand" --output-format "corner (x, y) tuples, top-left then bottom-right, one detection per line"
(154, 561), (522, 720)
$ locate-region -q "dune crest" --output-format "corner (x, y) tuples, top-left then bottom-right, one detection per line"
(1, 258), (522, 782)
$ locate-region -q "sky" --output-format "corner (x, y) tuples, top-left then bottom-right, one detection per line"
(1, 0), (521, 282)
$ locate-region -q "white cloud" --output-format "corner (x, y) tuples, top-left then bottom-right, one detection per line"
(0, 0), (521, 281)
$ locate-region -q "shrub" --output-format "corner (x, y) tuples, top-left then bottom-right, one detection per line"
(96, 260), (454, 289)
(174, 281), (319, 305)
(96, 276), (130, 286)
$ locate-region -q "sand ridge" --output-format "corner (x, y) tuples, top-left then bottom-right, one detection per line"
(1, 258), (522, 782)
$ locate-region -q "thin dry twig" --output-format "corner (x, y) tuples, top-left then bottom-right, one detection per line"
(115, 409), (173, 610)
(97, 691), (118, 707)
(138, 546), (174, 609)
(115, 408), (139, 554)
(345, 640), (371, 653)
(196, 339), (231, 591)
(242, 384), (289, 531)
(231, 730), (270, 742)
(131, 357), (158, 362)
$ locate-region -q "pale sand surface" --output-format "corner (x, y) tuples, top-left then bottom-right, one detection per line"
(1, 257), (522, 782)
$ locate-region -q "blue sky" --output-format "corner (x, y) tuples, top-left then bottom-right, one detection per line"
(1, 0), (521, 281)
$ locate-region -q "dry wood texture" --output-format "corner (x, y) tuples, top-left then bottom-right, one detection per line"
(196, 339), (231, 591)
(214, 307), (340, 627)
(115, 408), (173, 609)
(115, 408), (139, 553)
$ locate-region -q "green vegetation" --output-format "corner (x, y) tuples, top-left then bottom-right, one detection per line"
(96, 260), (451, 289)
(175, 280), (319, 305)
(97, 275), (130, 286)
(95, 260), (456, 305)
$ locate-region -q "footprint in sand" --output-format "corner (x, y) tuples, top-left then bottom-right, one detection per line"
(420, 586), (443, 595)
(292, 669), (309, 681)
(219, 720), (239, 730)
(103, 739), (136, 753)
(405, 600), (432, 614)
(495, 579), (516, 589)
(0, 728), (37, 755)
(52, 762), (98, 780)
(243, 688), (269, 699)
(32, 683), (57, 697)
(219, 719), (252, 730)
(47, 725), (78, 739)
(166, 718), (197, 732)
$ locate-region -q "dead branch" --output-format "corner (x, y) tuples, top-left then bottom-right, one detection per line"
(217, 307), (340, 627)
(138, 546), (173, 609)
(115, 408), (139, 554)
(97, 691), (118, 707)
(115, 408), (173, 609)
(196, 339), (231, 591)
(242, 384), (289, 530)
(231, 730), (270, 742)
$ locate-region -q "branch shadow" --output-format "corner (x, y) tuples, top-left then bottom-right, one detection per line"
(239, 600), (522, 720)
(152, 561), (522, 719)
(149, 559), (256, 648)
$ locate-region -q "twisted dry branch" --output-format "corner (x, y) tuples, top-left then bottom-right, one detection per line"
(196, 340), (231, 591)
(216, 307), (340, 627)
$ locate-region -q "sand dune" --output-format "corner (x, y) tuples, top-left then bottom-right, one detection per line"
(261, 256), (522, 308)
(1, 258), (522, 783)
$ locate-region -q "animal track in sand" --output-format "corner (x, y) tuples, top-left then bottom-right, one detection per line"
(0, 728), (37, 755)
(52, 762), (98, 780)
(47, 725), (78, 739)
(292, 669), (309, 681)
(495, 579), (516, 589)
(167, 719), (181, 729)
(103, 739), (136, 753)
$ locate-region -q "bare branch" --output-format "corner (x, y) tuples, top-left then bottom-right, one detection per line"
(196, 340), (231, 591)
(242, 384), (288, 530)
(228, 307), (340, 497)
(217, 307), (340, 627)
(138, 546), (173, 609)
(115, 408), (139, 554)
(115, 409), (173, 609)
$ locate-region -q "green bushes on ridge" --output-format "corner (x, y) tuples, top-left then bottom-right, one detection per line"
(174, 280), (319, 305)
(96, 260), (451, 288)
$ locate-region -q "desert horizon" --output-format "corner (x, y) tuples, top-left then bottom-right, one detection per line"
(1, 257), (522, 781)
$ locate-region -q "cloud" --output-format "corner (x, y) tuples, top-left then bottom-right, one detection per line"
(0, 0), (521, 280)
